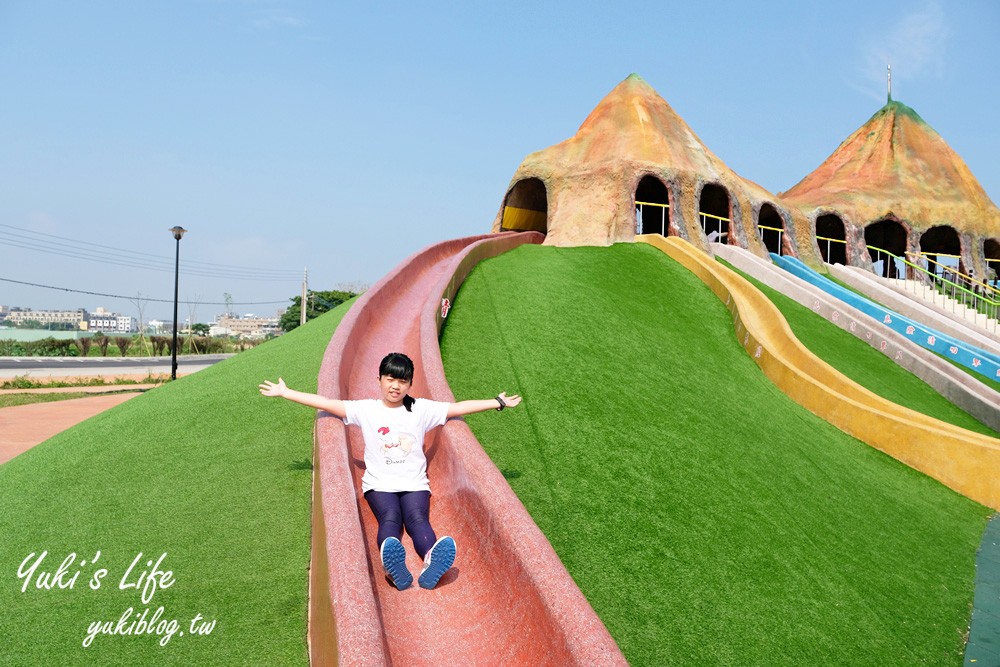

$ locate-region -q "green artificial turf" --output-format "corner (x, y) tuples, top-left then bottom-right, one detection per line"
(440, 243), (991, 666)
(0, 300), (352, 666)
(940, 353), (1000, 393)
(724, 260), (1000, 438)
(826, 273), (874, 301)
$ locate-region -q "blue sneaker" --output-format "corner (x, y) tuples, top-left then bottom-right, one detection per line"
(380, 537), (412, 590)
(418, 536), (456, 589)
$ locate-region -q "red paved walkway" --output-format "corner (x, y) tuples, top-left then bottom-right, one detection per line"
(0, 393), (141, 464)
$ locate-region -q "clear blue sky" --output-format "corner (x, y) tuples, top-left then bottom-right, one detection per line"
(1, 1), (997, 322)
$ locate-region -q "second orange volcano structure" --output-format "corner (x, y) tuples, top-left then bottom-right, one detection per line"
(493, 74), (1000, 277)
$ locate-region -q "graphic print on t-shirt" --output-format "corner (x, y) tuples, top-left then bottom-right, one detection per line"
(377, 425), (415, 465)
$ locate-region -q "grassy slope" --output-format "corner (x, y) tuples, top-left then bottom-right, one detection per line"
(440, 244), (991, 666)
(722, 260), (1000, 438)
(0, 302), (351, 666)
(942, 354), (1000, 393)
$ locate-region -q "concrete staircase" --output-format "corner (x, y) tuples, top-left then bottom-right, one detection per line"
(878, 276), (999, 336)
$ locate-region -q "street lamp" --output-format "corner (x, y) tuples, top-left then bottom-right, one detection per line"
(169, 226), (187, 380)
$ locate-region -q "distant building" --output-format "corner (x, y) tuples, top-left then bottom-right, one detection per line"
(4, 307), (87, 329)
(87, 307), (137, 334)
(211, 313), (281, 339)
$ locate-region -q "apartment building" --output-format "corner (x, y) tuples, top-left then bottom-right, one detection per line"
(211, 314), (281, 339)
(87, 311), (138, 334)
(3, 307), (88, 329)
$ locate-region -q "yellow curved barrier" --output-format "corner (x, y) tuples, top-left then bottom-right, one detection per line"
(637, 234), (1000, 511)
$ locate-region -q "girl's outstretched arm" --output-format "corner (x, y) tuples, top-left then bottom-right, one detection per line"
(259, 378), (348, 418)
(447, 391), (522, 418)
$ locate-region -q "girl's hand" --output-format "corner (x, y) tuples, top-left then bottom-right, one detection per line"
(499, 391), (522, 408)
(259, 378), (287, 397)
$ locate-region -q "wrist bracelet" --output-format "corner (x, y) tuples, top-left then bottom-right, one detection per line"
(495, 395), (506, 411)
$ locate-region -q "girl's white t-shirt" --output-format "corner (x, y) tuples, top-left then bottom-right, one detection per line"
(343, 398), (450, 493)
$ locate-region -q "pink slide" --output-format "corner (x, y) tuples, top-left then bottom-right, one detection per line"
(309, 232), (627, 666)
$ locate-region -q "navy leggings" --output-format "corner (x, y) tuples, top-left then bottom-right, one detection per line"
(364, 490), (437, 559)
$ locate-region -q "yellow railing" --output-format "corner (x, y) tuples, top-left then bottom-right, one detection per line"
(757, 224), (784, 255)
(698, 211), (730, 242)
(633, 204), (732, 242)
(815, 235), (847, 263)
(906, 252), (1000, 299)
(635, 201), (670, 236)
(915, 251), (961, 260)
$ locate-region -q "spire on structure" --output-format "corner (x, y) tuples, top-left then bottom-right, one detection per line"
(887, 64), (892, 102)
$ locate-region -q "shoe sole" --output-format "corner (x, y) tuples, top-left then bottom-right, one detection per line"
(418, 536), (456, 589)
(381, 538), (412, 590)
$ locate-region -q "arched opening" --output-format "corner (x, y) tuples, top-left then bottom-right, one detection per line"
(984, 238), (1000, 287)
(865, 219), (907, 278)
(501, 178), (547, 233)
(634, 175), (671, 236)
(919, 225), (962, 278)
(757, 203), (784, 255)
(815, 213), (847, 265)
(698, 183), (730, 244)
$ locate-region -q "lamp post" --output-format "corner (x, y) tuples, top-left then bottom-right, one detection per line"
(169, 226), (187, 380)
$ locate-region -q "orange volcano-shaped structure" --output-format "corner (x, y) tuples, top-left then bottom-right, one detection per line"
(783, 100), (1000, 236)
(493, 74), (815, 259)
(546, 73), (730, 175)
(781, 99), (1000, 275)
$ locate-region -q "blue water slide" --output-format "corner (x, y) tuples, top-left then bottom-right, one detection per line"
(770, 253), (1000, 382)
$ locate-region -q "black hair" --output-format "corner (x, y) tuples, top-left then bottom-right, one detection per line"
(379, 352), (416, 412)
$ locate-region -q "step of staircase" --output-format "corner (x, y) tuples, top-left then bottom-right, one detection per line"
(880, 277), (999, 334)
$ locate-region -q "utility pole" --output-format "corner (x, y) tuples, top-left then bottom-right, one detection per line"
(300, 268), (308, 327)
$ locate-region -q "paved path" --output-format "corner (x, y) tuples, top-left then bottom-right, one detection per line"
(0, 354), (231, 379)
(0, 392), (142, 464)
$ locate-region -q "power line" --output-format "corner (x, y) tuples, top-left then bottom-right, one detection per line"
(1, 235), (295, 281)
(0, 276), (290, 305)
(0, 222), (301, 274)
(0, 223), (301, 281)
(0, 232), (300, 280)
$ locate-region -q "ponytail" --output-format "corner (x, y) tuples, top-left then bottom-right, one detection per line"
(403, 395), (415, 412)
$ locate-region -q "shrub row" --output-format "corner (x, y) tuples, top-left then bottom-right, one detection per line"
(0, 338), (79, 357)
(0, 335), (252, 357)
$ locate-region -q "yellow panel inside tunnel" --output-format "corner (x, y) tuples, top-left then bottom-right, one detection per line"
(501, 206), (546, 232)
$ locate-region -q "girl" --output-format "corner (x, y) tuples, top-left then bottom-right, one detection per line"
(259, 352), (521, 590)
